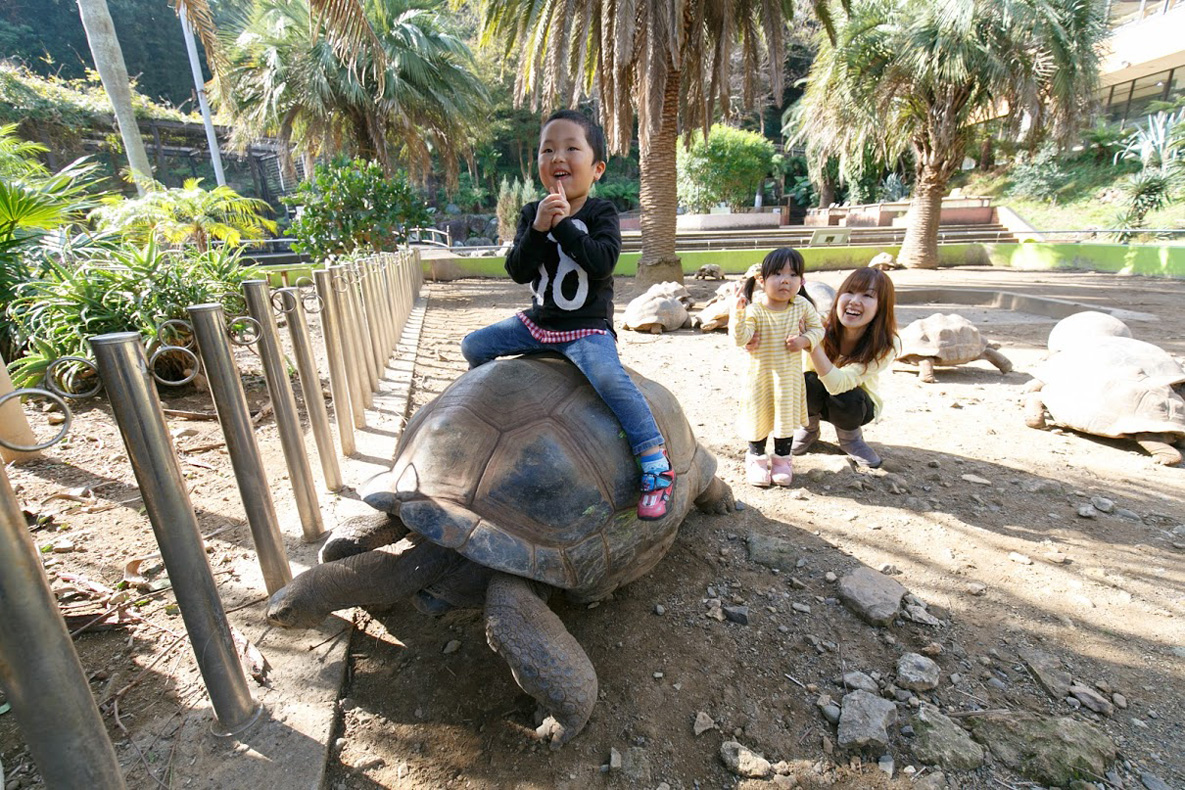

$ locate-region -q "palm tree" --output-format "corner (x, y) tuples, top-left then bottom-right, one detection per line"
(75, 0), (154, 192)
(797, 0), (1103, 269)
(216, 0), (488, 185)
(480, 0), (830, 286)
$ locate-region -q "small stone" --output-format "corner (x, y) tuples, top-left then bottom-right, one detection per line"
(1090, 496), (1114, 513)
(966, 583), (986, 596)
(723, 605), (750, 625)
(961, 474), (992, 486)
(719, 741), (772, 779)
(986, 677), (1007, 691)
(1069, 684), (1115, 716)
(1044, 551), (1069, 564)
(877, 755), (894, 777)
(792, 602), (812, 614)
(1112, 693), (1127, 709)
(904, 604), (943, 627)
(52, 540), (75, 553)
(825, 571), (837, 583)
(693, 711), (716, 735)
(837, 690), (896, 751)
(1077, 504), (1099, 519)
(1066, 696), (1082, 710)
(1141, 772), (1173, 790)
(921, 642), (943, 657)
(652, 672), (663, 679)
(821, 704), (841, 725)
(897, 653), (941, 691)
(609, 747), (622, 770)
(1008, 552), (1032, 565)
(842, 671), (879, 693)
(950, 673), (962, 685)
(837, 567), (906, 626)
(654, 604), (665, 616)
(1114, 507), (1142, 522)
(1131, 717), (1148, 728)
(442, 639), (461, 654)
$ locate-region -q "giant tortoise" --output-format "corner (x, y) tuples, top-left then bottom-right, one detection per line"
(897, 313), (1013, 383)
(267, 355), (734, 746)
(1026, 335), (1185, 465)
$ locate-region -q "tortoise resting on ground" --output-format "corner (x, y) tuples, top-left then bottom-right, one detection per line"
(896, 313), (1013, 383)
(267, 355), (734, 746)
(1025, 335), (1185, 465)
(622, 281), (694, 333)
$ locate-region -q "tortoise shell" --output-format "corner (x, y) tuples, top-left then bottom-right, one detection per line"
(361, 355), (703, 599)
(623, 282), (692, 332)
(898, 313), (988, 365)
(1033, 337), (1185, 439)
(1047, 311), (1132, 354)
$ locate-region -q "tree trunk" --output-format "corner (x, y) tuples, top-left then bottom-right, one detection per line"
(897, 162), (948, 270)
(636, 61), (683, 288)
(76, 0), (153, 194)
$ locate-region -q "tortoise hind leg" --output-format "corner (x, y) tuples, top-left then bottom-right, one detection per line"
(918, 358), (937, 384)
(1132, 433), (1183, 466)
(1024, 385), (1049, 429)
(980, 347), (1013, 375)
(485, 573), (597, 749)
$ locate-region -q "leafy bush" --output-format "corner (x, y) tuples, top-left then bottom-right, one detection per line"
(283, 157), (431, 259)
(438, 173), (489, 213)
(90, 178), (277, 252)
(677, 125), (776, 212)
(1079, 121), (1132, 165)
(591, 178), (639, 211)
(878, 173), (910, 202)
(1111, 169), (1174, 242)
(494, 177), (541, 243)
(1007, 143), (1069, 202)
(1114, 111), (1182, 171)
(7, 240), (258, 388)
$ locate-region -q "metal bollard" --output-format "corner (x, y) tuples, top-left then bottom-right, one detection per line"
(277, 288), (342, 491)
(188, 304), (292, 595)
(89, 332), (262, 736)
(0, 464), (127, 789)
(344, 265), (380, 392)
(364, 259), (391, 360)
(333, 265), (376, 402)
(242, 281), (325, 542)
(357, 262), (386, 375)
(313, 270), (358, 452)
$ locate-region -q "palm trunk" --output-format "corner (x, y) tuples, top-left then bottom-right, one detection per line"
(636, 62), (683, 288)
(897, 162), (948, 270)
(77, 0), (153, 194)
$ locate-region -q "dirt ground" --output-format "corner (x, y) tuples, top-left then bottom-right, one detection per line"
(1, 266), (1183, 790)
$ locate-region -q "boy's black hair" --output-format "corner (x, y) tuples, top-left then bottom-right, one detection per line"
(543, 109), (606, 164)
(741, 247), (813, 306)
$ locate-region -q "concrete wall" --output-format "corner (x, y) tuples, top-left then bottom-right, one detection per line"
(985, 242), (1185, 279)
(675, 213), (781, 231)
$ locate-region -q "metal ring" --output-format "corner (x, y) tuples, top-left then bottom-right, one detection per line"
(156, 318), (196, 349)
(294, 275), (314, 289)
(302, 291), (324, 314)
(271, 289), (298, 315)
(331, 274), (351, 293)
(227, 315), (262, 346)
(0, 388), (73, 451)
(43, 356), (103, 400)
(149, 345), (200, 386)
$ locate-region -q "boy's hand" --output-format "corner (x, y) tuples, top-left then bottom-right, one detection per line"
(745, 331), (761, 353)
(785, 334), (810, 352)
(532, 182), (570, 232)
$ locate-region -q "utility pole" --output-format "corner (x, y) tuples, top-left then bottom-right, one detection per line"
(179, 2), (226, 186)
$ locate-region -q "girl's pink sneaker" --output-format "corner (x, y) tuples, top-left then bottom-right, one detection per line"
(745, 452), (772, 487)
(770, 454), (793, 487)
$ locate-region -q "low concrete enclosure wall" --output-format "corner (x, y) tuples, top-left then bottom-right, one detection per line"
(676, 212), (781, 231)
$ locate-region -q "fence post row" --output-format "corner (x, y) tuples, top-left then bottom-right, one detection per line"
(313, 269), (357, 454)
(89, 332), (262, 737)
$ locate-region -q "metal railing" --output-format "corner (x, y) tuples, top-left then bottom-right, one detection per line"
(407, 227), (452, 248)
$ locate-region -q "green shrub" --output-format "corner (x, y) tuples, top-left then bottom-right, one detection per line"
(7, 240), (258, 388)
(283, 157), (431, 259)
(677, 125), (776, 212)
(1007, 143), (1069, 202)
(1111, 169), (1174, 242)
(591, 178), (639, 211)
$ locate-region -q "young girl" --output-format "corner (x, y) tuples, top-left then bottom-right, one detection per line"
(793, 266), (901, 468)
(730, 248), (824, 487)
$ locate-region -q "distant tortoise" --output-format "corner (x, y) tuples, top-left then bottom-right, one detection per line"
(694, 264), (725, 280)
(897, 313), (1013, 383)
(623, 281), (694, 333)
(1047, 310), (1132, 354)
(1026, 336), (1185, 465)
(692, 281), (736, 332)
(266, 355), (734, 746)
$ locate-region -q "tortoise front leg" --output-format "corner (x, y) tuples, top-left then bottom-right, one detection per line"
(918, 358), (937, 384)
(980, 347), (1013, 375)
(268, 535), (455, 628)
(485, 573), (597, 749)
(320, 511), (409, 563)
(1132, 433), (1183, 466)
(1024, 384), (1048, 430)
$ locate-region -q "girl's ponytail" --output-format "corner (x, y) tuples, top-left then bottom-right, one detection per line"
(741, 274), (758, 303)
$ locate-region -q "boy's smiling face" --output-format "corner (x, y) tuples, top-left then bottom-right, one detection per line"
(538, 118), (605, 210)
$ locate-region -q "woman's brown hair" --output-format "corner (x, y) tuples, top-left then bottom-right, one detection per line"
(821, 267), (898, 368)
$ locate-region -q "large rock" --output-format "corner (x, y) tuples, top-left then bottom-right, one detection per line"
(968, 713), (1116, 786)
(911, 704), (984, 772)
(837, 567), (907, 626)
(897, 653), (941, 691)
(1018, 647), (1072, 700)
(837, 690), (897, 752)
(747, 532), (800, 572)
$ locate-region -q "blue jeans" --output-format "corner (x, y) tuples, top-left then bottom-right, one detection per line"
(461, 316), (664, 455)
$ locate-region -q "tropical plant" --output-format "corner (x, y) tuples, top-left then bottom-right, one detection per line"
(1008, 143), (1070, 202)
(1080, 120), (1133, 166)
(90, 178), (277, 252)
(796, 0), (1104, 268)
(7, 240), (258, 387)
(480, 0), (833, 286)
(1114, 111), (1183, 171)
(216, 0), (487, 185)
(1111, 168), (1174, 242)
(676, 125), (776, 213)
(878, 173), (910, 202)
(591, 178), (639, 212)
(283, 157), (431, 258)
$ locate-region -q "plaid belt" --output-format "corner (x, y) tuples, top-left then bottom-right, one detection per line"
(516, 311), (608, 343)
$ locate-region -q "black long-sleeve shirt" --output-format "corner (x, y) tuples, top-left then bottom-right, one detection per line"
(504, 197), (621, 334)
